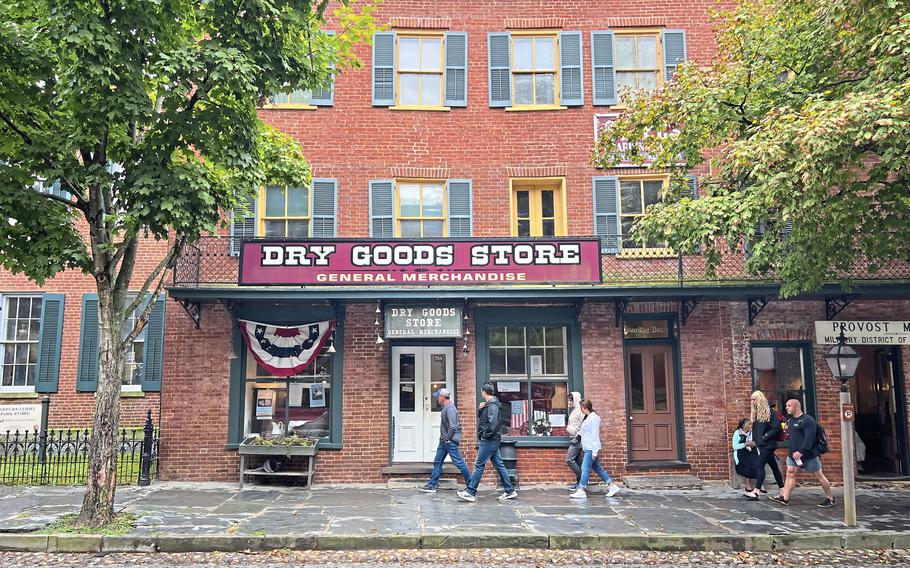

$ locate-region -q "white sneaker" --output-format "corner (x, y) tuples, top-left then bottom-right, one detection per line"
(606, 485), (621, 498)
(456, 490), (476, 502)
(498, 490), (518, 501)
(569, 488), (587, 499)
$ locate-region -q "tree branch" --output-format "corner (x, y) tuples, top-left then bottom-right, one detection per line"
(0, 111), (33, 145)
(35, 188), (87, 212)
(120, 237), (186, 348)
(112, 236), (139, 295)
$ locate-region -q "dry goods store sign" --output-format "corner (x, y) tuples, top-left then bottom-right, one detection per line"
(240, 239), (602, 286)
(815, 320), (910, 345)
(385, 306), (462, 338)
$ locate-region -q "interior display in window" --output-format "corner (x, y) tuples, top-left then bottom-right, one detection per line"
(488, 324), (570, 437)
(751, 345), (811, 415)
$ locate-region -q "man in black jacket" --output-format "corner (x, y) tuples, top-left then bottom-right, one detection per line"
(770, 399), (835, 508)
(457, 383), (517, 502)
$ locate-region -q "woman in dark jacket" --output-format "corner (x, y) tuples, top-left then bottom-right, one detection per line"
(744, 390), (785, 500)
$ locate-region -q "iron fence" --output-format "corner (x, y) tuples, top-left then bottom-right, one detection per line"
(0, 411), (159, 486)
(172, 235), (910, 288)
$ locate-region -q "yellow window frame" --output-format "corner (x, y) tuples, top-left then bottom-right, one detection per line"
(509, 31), (561, 110)
(263, 90), (317, 110)
(257, 185), (312, 237)
(617, 174), (674, 258)
(393, 32), (447, 110)
(394, 179), (448, 237)
(508, 177), (567, 237)
(614, 28), (664, 97)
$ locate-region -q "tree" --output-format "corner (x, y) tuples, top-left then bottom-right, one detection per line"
(0, 0), (375, 526)
(592, 0), (910, 297)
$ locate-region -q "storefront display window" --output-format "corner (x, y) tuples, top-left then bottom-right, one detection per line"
(244, 348), (332, 440)
(489, 325), (569, 437)
(751, 343), (815, 417)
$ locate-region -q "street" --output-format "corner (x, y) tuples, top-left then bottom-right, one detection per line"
(1, 549), (909, 568)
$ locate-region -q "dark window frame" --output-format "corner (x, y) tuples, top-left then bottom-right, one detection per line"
(749, 341), (817, 419)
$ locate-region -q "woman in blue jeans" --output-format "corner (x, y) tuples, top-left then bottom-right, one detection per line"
(570, 399), (621, 499)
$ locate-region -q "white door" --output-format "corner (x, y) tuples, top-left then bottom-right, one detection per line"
(392, 346), (455, 462)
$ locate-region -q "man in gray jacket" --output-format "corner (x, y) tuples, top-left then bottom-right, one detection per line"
(419, 388), (472, 493)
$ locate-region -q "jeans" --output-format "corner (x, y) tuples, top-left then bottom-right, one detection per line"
(466, 439), (513, 495)
(754, 447), (784, 490)
(566, 437), (583, 481)
(426, 440), (472, 488)
(578, 450), (612, 488)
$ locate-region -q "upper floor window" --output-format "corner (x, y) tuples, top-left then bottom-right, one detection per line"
(615, 31), (660, 94)
(488, 31), (583, 109)
(369, 179), (473, 238)
(620, 176), (668, 251)
(592, 29), (687, 106)
(397, 181), (445, 237)
(512, 35), (557, 106)
(510, 178), (566, 237)
(261, 185), (311, 238)
(398, 35), (444, 107)
(266, 87), (333, 109)
(0, 296), (41, 391)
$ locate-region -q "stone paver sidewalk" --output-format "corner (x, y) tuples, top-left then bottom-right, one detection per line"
(0, 482), (908, 539)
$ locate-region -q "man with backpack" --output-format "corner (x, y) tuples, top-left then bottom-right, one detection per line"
(457, 383), (518, 502)
(770, 398), (835, 508)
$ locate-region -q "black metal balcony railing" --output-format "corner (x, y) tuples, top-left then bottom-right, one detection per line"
(171, 236), (910, 289)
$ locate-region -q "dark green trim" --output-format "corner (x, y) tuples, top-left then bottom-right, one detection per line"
(227, 325), (245, 446)
(76, 294), (100, 392)
(749, 341), (817, 418)
(890, 346), (910, 476)
(35, 294), (65, 393)
(621, 313), (687, 464)
(473, 306), (583, 447)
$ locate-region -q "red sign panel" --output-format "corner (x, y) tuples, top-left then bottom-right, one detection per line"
(239, 239), (602, 286)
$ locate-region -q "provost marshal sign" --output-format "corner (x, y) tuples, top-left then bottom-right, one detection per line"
(239, 239), (602, 286)
(815, 320), (910, 345)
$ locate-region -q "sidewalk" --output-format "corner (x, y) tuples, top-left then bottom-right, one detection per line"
(0, 482), (909, 552)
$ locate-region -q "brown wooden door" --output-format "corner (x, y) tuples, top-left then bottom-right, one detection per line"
(626, 345), (678, 461)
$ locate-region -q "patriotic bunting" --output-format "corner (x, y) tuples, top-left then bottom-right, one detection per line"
(238, 319), (335, 377)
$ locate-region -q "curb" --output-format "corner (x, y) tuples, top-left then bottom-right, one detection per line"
(0, 531), (904, 553)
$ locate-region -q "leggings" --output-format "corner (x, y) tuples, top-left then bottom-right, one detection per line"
(754, 447), (784, 490)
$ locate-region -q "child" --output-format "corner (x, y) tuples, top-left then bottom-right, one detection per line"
(733, 418), (758, 494)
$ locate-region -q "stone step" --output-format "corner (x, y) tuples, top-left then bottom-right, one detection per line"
(387, 478), (459, 490)
(380, 463), (462, 476)
(622, 474), (704, 490)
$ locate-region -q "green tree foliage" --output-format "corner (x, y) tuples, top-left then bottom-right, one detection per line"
(592, 0), (910, 296)
(0, 0), (375, 525)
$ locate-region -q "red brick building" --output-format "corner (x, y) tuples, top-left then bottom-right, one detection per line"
(6, 0), (909, 489)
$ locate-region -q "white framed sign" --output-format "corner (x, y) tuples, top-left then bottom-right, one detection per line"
(0, 404), (41, 434)
(815, 321), (910, 345)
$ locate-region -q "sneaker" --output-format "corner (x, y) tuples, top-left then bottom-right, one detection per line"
(769, 494), (789, 506)
(498, 490), (518, 501)
(606, 485), (621, 498)
(418, 484), (437, 493)
(456, 490), (476, 502)
(567, 484), (579, 491)
(818, 497), (835, 508)
(569, 488), (587, 499)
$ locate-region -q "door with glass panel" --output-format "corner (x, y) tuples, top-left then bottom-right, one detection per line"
(391, 346), (454, 462)
(625, 345), (677, 461)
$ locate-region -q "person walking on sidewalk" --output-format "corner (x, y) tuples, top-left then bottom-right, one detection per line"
(457, 383), (517, 502)
(733, 418), (758, 495)
(565, 391), (585, 490)
(744, 390), (785, 500)
(570, 399), (621, 499)
(770, 399), (835, 508)
(419, 388), (472, 493)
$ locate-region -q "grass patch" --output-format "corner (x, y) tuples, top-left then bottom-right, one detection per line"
(0, 456), (145, 486)
(38, 512), (139, 536)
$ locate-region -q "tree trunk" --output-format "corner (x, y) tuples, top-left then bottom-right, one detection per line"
(77, 288), (125, 527)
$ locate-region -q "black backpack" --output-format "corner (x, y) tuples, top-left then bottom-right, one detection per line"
(814, 424), (830, 455)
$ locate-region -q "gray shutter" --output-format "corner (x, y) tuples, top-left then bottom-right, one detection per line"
(76, 294), (99, 392)
(372, 31), (396, 106)
(686, 175), (698, 200)
(593, 176), (621, 253)
(662, 29), (687, 82)
(140, 295), (166, 392)
(488, 33), (511, 107)
(559, 31), (583, 106)
(444, 32), (468, 107)
(591, 31), (616, 105)
(312, 178), (338, 238)
(312, 31), (335, 106)
(230, 194), (257, 256)
(446, 180), (473, 237)
(369, 180), (394, 237)
(35, 294), (65, 393)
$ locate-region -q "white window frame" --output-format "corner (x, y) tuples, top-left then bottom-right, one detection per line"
(121, 305), (146, 393)
(0, 294), (42, 393)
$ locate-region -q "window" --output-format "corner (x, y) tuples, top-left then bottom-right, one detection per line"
(244, 347), (333, 440)
(397, 35), (443, 107)
(267, 90), (318, 109)
(751, 343), (815, 417)
(619, 176), (667, 251)
(615, 31), (661, 96)
(121, 308), (145, 391)
(510, 178), (566, 237)
(488, 325), (569, 437)
(396, 181), (445, 237)
(0, 296), (41, 391)
(512, 35), (557, 106)
(260, 185), (311, 238)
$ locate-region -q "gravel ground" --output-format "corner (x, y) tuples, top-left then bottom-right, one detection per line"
(1, 549), (910, 568)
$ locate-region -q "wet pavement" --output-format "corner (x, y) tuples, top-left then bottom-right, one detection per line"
(0, 482), (908, 537)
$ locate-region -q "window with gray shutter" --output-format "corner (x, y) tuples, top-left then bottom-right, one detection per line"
(593, 176), (621, 253)
(662, 30), (687, 82)
(372, 32), (396, 106)
(444, 32), (468, 107)
(76, 295), (99, 392)
(311, 30), (336, 106)
(446, 180), (473, 237)
(488, 33), (511, 107)
(312, 178), (338, 237)
(369, 180), (394, 237)
(559, 31), (583, 106)
(140, 295), (165, 392)
(35, 294), (65, 393)
(230, 194), (256, 256)
(591, 31), (617, 105)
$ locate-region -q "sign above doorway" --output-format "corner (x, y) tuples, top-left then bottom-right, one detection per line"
(385, 305), (463, 339)
(815, 320), (910, 345)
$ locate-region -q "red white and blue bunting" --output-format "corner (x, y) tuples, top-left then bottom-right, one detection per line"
(238, 319), (335, 377)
